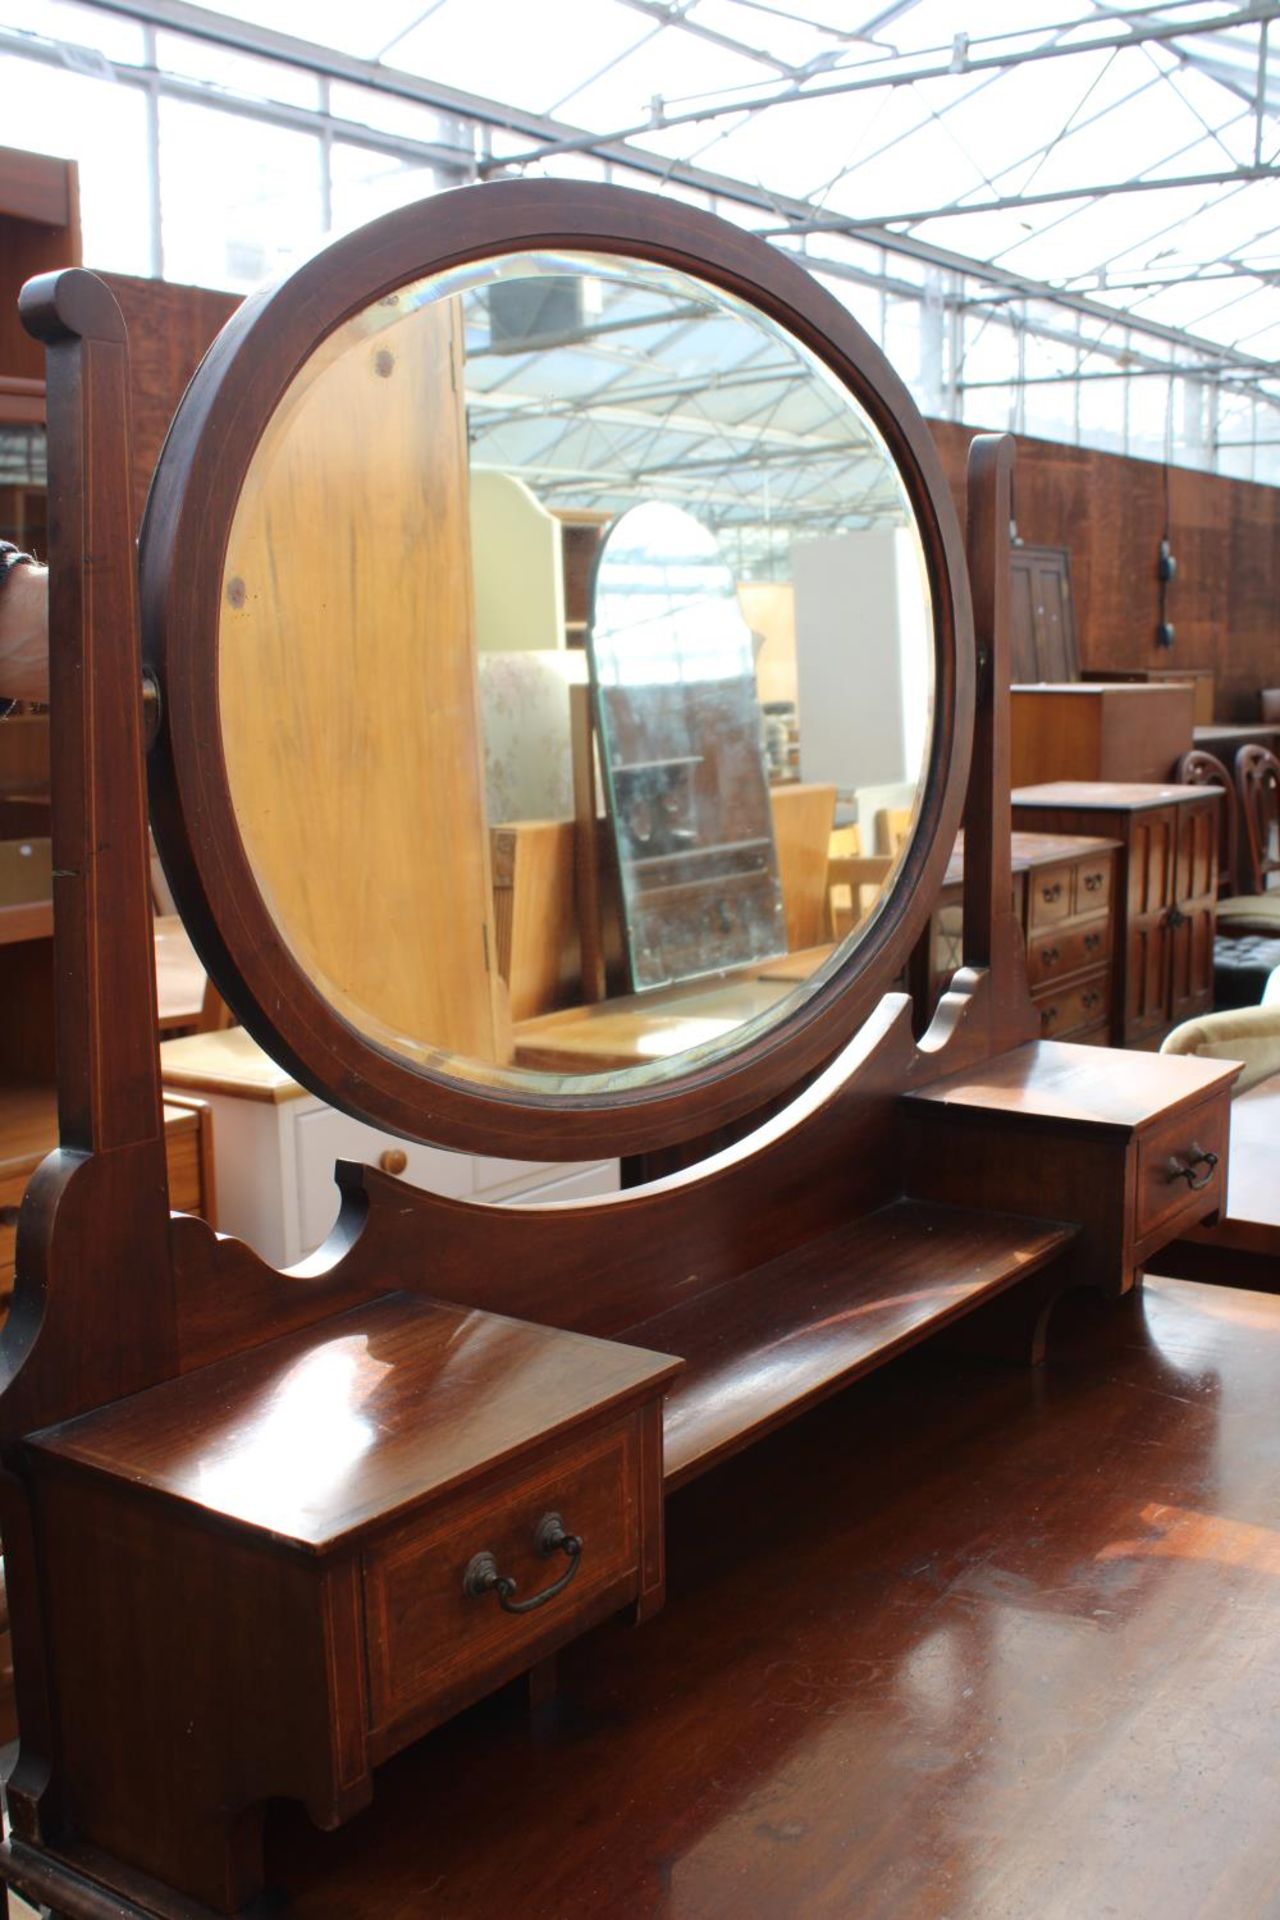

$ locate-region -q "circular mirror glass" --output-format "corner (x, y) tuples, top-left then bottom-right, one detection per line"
(217, 249), (935, 1092)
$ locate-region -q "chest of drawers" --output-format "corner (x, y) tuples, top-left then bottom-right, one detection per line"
(24, 1292), (679, 1912)
(915, 831), (1118, 1044)
(1013, 784), (1219, 1050)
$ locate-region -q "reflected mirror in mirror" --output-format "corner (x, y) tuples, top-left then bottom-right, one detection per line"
(218, 250), (935, 1091)
(591, 502), (786, 992)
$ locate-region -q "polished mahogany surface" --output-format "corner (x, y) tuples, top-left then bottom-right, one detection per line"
(623, 1199), (1074, 1487)
(911, 1038), (1238, 1131)
(272, 1276), (1280, 1919)
(29, 1294), (679, 1551)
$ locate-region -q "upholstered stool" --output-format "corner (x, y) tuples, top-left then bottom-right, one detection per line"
(1213, 932), (1280, 1011)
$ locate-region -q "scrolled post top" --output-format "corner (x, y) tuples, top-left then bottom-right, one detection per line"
(19, 267), (127, 349)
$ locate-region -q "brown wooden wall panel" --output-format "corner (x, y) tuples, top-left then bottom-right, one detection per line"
(98, 273), (240, 528)
(928, 418), (1280, 722)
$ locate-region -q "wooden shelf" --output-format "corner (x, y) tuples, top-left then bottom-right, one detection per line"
(621, 1199), (1077, 1490)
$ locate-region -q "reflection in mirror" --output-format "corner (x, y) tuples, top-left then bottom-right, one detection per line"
(591, 503), (785, 991)
(218, 251), (934, 1093)
(0, 420), (50, 846)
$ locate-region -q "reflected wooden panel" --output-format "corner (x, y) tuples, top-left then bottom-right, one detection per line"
(220, 295), (504, 1066)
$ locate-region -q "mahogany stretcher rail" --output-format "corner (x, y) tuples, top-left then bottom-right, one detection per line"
(621, 1198), (1077, 1489)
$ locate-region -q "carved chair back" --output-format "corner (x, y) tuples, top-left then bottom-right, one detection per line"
(1175, 749), (1237, 898)
(1235, 744), (1280, 894)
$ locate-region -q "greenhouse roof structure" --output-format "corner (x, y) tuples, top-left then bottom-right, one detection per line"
(4, 0), (1280, 477)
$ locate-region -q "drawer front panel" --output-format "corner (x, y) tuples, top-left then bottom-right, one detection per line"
(1072, 853), (1113, 914)
(1028, 866), (1074, 927)
(1136, 1098), (1229, 1243)
(364, 1421), (639, 1738)
(1027, 919), (1111, 987)
(1035, 974), (1109, 1039)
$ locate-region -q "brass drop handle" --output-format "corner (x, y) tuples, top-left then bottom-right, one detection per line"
(1082, 989), (1100, 1010)
(463, 1512), (583, 1615)
(378, 1148), (408, 1176)
(1042, 882), (1062, 903)
(1042, 946), (1060, 966)
(1084, 872), (1104, 892)
(1084, 932), (1101, 950)
(1167, 1145), (1218, 1191)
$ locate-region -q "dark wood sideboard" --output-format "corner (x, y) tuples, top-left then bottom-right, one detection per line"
(1012, 783), (1218, 1050)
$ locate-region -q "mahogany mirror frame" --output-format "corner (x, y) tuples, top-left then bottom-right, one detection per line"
(141, 180), (974, 1160)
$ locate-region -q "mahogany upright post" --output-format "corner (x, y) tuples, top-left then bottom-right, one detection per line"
(962, 433), (1017, 980)
(0, 269), (175, 1434)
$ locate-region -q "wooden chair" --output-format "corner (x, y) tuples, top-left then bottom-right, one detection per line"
(875, 805), (914, 856)
(769, 782), (837, 951)
(1175, 748), (1280, 935)
(825, 823), (894, 938)
(1235, 744), (1280, 895)
(1175, 749), (1238, 897)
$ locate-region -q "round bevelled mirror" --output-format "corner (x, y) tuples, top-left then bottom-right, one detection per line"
(143, 183), (972, 1157)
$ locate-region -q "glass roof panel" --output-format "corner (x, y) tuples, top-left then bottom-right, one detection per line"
(13, 0), (1280, 430)
(389, 0), (656, 118)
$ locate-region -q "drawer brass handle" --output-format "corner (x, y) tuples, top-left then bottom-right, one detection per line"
(1084, 932), (1101, 951)
(1042, 883), (1062, 902)
(1084, 873), (1103, 891)
(1167, 1145), (1219, 1192)
(1042, 946), (1060, 966)
(1082, 989), (1100, 1010)
(463, 1512), (583, 1616)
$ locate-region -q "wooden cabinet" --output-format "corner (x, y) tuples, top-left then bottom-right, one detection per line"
(1010, 683), (1194, 786)
(1085, 666), (1215, 727)
(1012, 783), (1218, 1049)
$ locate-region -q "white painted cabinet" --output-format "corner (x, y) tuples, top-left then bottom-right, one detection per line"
(159, 1028), (618, 1269)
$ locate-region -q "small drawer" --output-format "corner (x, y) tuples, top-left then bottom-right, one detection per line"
(1027, 921), (1112, 987)
(363, 1419), (640, 1745)
(1135, 1098), (1228, 1243)
(1035, 974), (1109, 1039)
(1072, 855), (1113, 913)
(1028, 866), (1074, 927)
